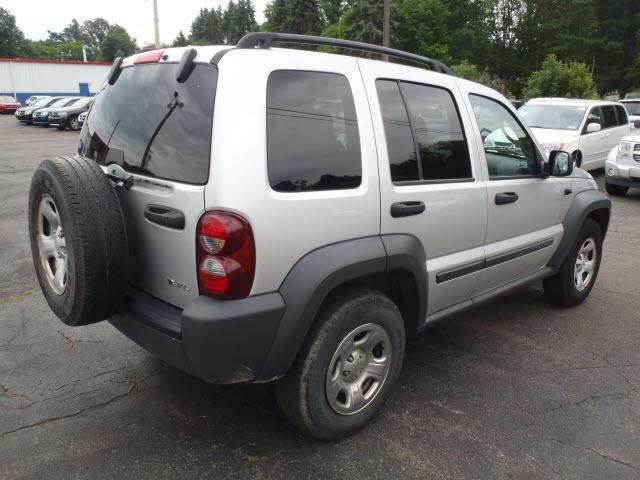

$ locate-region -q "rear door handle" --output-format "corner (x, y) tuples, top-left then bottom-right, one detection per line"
(144, 204), (185, 229)
(495, 192), (519, 205)
(390, 201), (426, 218)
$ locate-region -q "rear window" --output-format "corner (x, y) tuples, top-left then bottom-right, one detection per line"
(616, 105), (628, 125)
(621, 101), (640, 115)
(80, 63), (217, 185)
(266, 70), (362, 192)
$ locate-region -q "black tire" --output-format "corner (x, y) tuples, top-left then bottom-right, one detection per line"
(605, 181), (628, 197)
(68, 115), (80, 131)
(28, 156), (128, 326)
(274, 289), (405, 440)
(544, 218), (602, 307)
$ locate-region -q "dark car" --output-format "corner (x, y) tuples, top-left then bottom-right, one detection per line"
(33, 97), (81, 126)
(15, 97), (65, 124)
(49, 97), (94, 131)
(0, 95), (21, 113)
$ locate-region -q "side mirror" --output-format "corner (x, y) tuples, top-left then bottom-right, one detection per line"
(634, 120), (640, 129)
(547, 150), (573, 176)
(586, 122), (602, 133)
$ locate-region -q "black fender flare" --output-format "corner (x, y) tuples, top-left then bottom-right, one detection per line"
(548, 189), (611, 271)
(256, 234), (427, 381)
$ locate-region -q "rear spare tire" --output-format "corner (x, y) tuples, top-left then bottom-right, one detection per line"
(28, 156), (128, 326)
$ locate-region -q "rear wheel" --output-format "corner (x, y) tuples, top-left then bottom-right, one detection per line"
(544, 218), (602, 307)
(605, 181), (628, 196)
(29, 157), (128, 326)
(274, 289), (405, 439)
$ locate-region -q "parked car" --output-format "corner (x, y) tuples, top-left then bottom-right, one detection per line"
(77, 110), (88, 126)
(25, 95), (51, 107)
(619, 98), (640, 130)
(0, 95), (21, 113)
(518, 98), (630, 170)
(33, 97), (81, 126)
(28, 34), (611, 440)
(604, 133), (640, 196)
(15, 97), (65, 124)
(49, 97), (93, 131)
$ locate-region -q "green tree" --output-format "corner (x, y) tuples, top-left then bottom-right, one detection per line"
(100, 25), (137, 61)
(0, 7), (26, 57)
(172, 30), (189, 47)
(394, 0), (449, 62)
(264, 0), (323, 35)
(522, 54), (597, 99)
(452, 59), (512, 97)
(190, 7), (224, 44)
(81, 18), (111, 60)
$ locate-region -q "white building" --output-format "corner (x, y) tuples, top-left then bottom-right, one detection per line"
(0, 58), (111, 105)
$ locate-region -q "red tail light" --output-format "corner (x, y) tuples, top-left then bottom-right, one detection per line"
(196, 211), (255, 300)
(134, 49), (165, 64)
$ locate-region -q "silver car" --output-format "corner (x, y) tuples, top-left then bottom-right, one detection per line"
(28, 33), (611, 440)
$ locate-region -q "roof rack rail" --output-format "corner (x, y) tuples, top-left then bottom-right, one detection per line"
(235, 32), (453, 75)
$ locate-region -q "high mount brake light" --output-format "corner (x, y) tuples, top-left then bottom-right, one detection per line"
(196, 211), (255, 300)
(134, 49), (166, 65)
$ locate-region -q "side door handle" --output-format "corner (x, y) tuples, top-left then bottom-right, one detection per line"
(495, 192), (519, 205)
(144, 204), (185, 229)
(390, 201), (426, 218)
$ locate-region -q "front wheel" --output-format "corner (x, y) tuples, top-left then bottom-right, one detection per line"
(274, 289), (405, 440)
(544, 218), (602, 307)
(68, 115), (80, 131)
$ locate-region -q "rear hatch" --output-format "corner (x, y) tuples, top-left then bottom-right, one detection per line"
(78, 59), (217, 309)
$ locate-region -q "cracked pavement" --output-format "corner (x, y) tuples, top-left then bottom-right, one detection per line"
(1, 116), (640, 479)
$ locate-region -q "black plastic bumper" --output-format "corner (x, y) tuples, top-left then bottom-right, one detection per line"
(110, 287), (285, 384)
(606, 177), (640, 189)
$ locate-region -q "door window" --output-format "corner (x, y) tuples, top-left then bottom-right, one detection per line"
(266, 70), (362, 192)
(376, 80), (472, 183)
(469, 95), (539, 178)
(600, 105), (617, 129)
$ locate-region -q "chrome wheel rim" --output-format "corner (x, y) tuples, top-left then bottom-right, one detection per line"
(36, 194), (67, 295)
(574, 237), (596, 292)
(70, 118), (79, 130)
(325, 323), (392, 416)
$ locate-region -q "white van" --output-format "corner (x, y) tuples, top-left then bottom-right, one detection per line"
(518, 98), (631, 170)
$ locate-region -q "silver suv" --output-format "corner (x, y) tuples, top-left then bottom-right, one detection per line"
(28, 33), (611, 439)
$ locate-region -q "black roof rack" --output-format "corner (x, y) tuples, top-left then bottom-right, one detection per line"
(235, 32), (453, 75)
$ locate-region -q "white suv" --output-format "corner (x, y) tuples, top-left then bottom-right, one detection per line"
(518, 98), (631, 170)
(28, 33), (611, 439)
(619, 98), (640, 130)
(605, 132), (640, 195)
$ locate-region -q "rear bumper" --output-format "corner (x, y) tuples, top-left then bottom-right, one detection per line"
(110, 287), (285, 384)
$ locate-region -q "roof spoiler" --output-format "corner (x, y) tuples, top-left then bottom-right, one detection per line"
(106, 57), (123, 85)
(233, 32), (453, 75)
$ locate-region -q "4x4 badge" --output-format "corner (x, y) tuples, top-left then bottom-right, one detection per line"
(167, 278), (191, 291)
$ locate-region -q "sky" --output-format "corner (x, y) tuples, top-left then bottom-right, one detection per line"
(1, 0), (269, 47)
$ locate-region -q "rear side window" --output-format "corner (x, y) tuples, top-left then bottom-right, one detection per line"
(376, 80), (419, 182)
(81, 63), (217, 184)
(376, 80), (472, 183)
(601, 105), (617, 129)
(266, 70), (361, 192)
(616, 105), (628, 125)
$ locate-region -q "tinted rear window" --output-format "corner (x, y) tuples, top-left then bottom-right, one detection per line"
(80, 63), (217, 184)
(616, 105), (628, 125)
(266, 70), (362, 192)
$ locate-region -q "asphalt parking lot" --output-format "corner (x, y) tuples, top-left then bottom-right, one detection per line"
(1, 114), (640, 480)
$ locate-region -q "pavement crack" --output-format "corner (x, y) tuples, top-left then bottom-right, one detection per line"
(552, 439), (639, 474)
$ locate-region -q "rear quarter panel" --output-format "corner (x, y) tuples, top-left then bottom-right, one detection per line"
(204, 49), (381, 295)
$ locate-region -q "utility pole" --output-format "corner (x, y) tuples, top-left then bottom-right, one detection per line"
(153, 0), (160, 48)
(382, 0), (391, 62)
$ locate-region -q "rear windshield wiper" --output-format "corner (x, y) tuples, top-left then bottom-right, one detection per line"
(140, 92), (183, 170)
